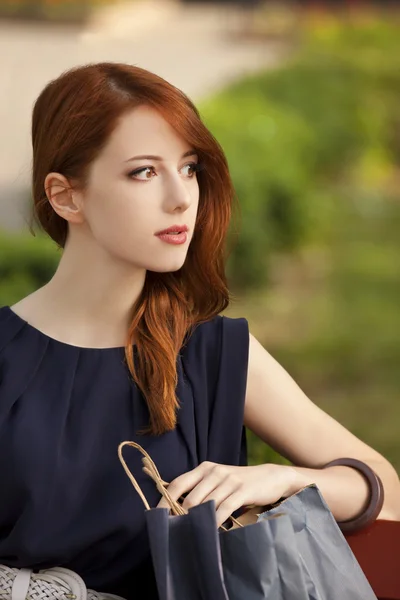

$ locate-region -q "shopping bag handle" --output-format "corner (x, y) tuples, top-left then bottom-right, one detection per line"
(118, 440), (186, 516)
(118, 441), (244, 529)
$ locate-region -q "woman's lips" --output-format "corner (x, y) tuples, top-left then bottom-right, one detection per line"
(156, 232), (188, 245)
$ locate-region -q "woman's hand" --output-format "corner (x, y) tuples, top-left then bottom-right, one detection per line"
(157, 461), (301, 528)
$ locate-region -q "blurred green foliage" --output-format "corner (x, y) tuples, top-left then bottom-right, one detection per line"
(199, 15), (400, 289)
(0, 231), (59, 306)
(207, 15), (400, 469)
(212, 15), (400, 471)
(0, 0), (117, 22)
(0, 14), (399, 470)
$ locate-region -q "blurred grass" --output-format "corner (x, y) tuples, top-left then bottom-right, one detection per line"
(227, 201), (400, 470)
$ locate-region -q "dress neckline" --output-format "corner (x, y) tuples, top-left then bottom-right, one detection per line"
(2, 305), (128, 352)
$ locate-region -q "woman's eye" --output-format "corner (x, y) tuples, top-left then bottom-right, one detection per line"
(128, 162), (202, 181)
(181, 162), (198, 177)
(129, 167), (156, 181)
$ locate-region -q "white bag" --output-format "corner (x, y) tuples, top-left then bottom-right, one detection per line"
(0, 565), (126, 600)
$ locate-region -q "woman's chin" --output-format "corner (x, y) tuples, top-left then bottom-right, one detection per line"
(148, 257), (188, 274)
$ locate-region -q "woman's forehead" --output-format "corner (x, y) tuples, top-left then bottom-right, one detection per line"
(101, 107), (193, 163)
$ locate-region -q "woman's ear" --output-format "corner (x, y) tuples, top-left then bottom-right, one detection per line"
(44, 172), (85, 224)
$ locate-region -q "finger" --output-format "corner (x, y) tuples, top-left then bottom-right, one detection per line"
(201, 477), (242, 511)
(158, 462), (214, 504)
(183, 473), (241, 511)
(215, 491), (245, 528)
(182, 469), (229, 510)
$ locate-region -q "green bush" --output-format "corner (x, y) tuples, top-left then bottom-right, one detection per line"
(201, 95), (318, 287)
(199, 17), (400, 290)
(215, 17), (400, 469)
(0, 231), (60, 306)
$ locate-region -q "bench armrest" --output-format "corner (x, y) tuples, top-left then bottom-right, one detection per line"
(345, 520), (400, 600)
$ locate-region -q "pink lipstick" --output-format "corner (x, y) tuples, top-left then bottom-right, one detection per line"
(155, 225), (189, 245)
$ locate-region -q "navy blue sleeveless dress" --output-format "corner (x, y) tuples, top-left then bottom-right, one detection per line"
(0, 306), (249, 599)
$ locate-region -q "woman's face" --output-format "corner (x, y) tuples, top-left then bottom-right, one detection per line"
(79, 105), (200, 273)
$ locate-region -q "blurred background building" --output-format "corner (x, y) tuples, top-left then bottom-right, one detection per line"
(0, 0), (399, 470)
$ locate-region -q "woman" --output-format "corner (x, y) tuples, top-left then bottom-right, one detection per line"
(0, 62), (399, 599)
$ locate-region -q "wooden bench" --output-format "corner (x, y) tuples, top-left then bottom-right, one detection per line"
(345, 520), (400, 600)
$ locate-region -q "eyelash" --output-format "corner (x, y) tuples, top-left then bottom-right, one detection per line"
(128, 162), (205, 181)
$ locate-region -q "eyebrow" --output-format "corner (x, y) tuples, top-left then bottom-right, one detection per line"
(124, 150), (198, 163)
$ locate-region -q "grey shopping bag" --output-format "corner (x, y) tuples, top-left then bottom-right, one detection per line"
(118, 441), (377, 600)
(260, 484), (378, 600)
(145, 499), (309, 600)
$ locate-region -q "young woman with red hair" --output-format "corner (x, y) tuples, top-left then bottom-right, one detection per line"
(0, 62), (398, 599)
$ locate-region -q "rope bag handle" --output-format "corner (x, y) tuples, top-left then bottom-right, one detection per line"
(118, 441), (244, 530)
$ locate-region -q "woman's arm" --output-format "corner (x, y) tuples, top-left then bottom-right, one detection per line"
(244, 333), (400, 522)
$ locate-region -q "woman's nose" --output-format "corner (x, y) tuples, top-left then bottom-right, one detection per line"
(164, 179), (195, 213)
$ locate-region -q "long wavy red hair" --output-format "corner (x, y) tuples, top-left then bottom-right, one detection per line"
(30, 62), (238, 435)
